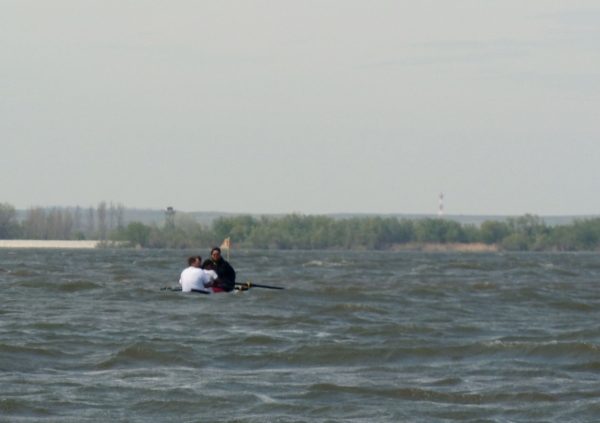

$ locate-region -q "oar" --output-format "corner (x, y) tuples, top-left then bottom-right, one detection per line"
(235, 282), (284, 290)
(233, 285), (249, 291)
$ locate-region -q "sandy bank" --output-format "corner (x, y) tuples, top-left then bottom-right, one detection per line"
(391, 242), (499, 252)
(0, 240), (99, 249)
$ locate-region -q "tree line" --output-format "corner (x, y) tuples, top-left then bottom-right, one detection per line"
(206, 213), (600, 251)
(1, 202), (600, 251)
(0, 202), (125, 241)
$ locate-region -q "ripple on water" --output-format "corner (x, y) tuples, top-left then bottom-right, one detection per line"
(0, 343), (73, 372)
(447, 262), (487, 271)
(552, 268), (580, 277)
(0, 343), (65, 358)
(478, 340), (600, 359)
(58, 280), (100, 292)
(1, 249), (600, 421)
(303, 260), (350, 268)
(8, 269), (39, 277)
(550, 300), (594, 312)
(431, 377), (463, 386)
(113, 274), (137, 281)
(304, 383), (558, 404)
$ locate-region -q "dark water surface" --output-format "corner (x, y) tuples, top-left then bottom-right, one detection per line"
(1, 249), (600, 422)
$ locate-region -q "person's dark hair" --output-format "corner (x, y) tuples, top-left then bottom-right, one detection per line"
(211, 247), (221, 255)
(188, 256), (201, 266)
(202, 259), (213, 269)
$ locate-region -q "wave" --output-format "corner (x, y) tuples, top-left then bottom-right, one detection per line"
(8, 269), (39, 276)
(478, 340), (600, 358)
(448, 262), (488, 270)
(59, 280), (100, 292)
(16, 280), (50, 289)
(471, 282), (498, 290)
(95, 342), (197, 369)
(0, 343), (72, 372)
(303, 260), (350, 268)
(15, 279), (100, 292)
(0, 343), (64, 357)
(566, 361), (600, 372)
(218, 339), (600, 368)
(131, 397), (232, 414)
(550, 301), (594, 312)
(411, 264), (437, 273)
(113, 273), (136, 281)
(552, 268), (580, 277)
(304, 383), (558, 404)
(237, 334), (282, 346)
(0, 398), (52, 416)
(133, 259), (171, 268)
(521, 262), (544, 268)
(432, 377), (463, 386)
(21, 321), (76, 331)
(327, 303), (389, 314)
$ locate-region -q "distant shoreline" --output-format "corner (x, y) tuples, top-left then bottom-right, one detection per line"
(0, 240), (498, 251)
(0, 240), (99, 249)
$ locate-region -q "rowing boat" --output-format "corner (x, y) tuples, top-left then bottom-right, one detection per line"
(159, 285), (249, 293)
(159, 282), (283, 293)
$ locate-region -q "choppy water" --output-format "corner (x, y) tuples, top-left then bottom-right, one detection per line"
(1, 249), (600, 422)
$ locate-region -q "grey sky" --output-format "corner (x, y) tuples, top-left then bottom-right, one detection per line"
(1, 1), (599, 215)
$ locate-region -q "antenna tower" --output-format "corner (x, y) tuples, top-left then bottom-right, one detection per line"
(438, 192), (444, 219)
(165, 206), (176, 229)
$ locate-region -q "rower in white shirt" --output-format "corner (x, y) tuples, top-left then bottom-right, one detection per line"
(179, 256), (214, 293)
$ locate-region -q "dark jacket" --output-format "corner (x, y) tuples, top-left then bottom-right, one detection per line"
(211, 257), (236, 291)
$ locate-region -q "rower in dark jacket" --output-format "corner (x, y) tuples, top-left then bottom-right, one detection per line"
(210, 247), (236, 292)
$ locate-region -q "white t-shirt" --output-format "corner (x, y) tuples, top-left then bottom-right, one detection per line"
(179, 267), (212, 292)
(204, 269), (218, 282)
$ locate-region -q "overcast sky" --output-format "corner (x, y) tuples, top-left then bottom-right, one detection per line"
(1, 1), (599, 215)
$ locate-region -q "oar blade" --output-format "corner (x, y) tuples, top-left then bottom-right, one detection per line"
(160, 286), (182, 291)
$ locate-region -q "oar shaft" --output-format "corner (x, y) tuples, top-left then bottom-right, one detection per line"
(235, 282), (284, 290)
